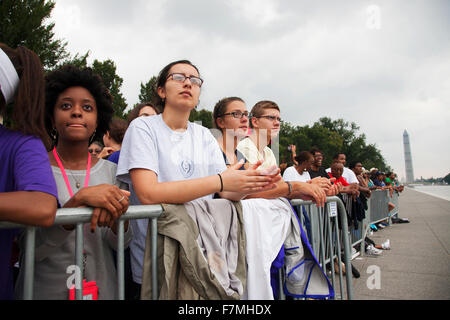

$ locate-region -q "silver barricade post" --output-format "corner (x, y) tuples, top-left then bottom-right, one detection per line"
(117, 220), (125, 300)
(151, 217), (158, 300)
(23, 226), (36, 300)
(75, 223), (84, 299)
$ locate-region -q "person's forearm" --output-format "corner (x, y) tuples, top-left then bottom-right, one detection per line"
(0, 191), (57, 227)
(358, 185), (371, 193)
(136, 175), (221, 205)
(244, 180), (288, 199)
(219, 191), (247, 201)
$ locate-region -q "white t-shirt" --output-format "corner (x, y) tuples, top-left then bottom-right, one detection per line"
(282, 166), (311, 182)
(117, 114), (227, 283)
(325, 166), (359, 184)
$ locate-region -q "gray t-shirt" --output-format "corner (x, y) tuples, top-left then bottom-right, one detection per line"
(117, 114), (226, 283)
(16, 159), (132, 300)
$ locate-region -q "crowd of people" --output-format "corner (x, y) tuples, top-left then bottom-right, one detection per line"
(281, 145), (408, 259)
(1, 42), (404, 300)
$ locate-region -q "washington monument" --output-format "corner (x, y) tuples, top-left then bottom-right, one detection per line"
(403, 130), (414, 183)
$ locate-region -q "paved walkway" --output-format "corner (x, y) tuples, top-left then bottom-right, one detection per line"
(351, 187), (450, 300)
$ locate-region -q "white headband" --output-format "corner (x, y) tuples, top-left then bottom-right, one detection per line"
(0, 48), (20, 104)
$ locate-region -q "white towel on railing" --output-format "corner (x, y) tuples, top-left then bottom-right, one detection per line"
(240, 198), (291, 300)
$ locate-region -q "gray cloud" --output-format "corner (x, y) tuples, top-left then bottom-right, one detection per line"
(51, 0), (450, 178)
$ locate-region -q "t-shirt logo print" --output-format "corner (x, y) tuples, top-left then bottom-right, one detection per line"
(180, 159), (194, 178)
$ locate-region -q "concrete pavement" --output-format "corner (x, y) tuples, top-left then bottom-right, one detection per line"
(350, 187), (450, 300)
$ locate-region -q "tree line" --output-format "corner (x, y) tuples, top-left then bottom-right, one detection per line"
(1, 0), (393, 172)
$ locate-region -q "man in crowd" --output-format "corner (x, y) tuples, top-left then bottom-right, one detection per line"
(326, 153), (359, 185)
(308, 147), (329, 179)
(350, 161), (372, 198)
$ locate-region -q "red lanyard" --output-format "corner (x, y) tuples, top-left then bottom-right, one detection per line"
(53, 147), (91, 197)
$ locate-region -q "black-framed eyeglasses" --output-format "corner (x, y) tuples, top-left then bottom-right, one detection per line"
(167, 73), (204, 87)
(256, 115), (282, 122)
(221, 111), (249, 119)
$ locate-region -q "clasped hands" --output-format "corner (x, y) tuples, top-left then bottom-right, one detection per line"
(63, 184), (130, 233)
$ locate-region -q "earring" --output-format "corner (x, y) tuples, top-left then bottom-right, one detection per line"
(51, 128), (58, 141)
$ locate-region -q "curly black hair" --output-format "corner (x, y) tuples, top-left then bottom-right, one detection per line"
(44, 65), (114, 146)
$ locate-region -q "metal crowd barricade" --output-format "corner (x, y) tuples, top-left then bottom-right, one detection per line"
(0, 205), (163, 300)
(368, 190), (390, 225)
(351, 189), (400, 257)
(290, 196), (353, 300)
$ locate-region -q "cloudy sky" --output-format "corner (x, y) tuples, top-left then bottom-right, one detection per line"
(50, 0), (450, 180)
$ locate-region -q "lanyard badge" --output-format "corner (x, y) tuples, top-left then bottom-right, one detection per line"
(52, 147), (91, 197)
(69, 279), (99, 300)
(53, 148), (99, 300)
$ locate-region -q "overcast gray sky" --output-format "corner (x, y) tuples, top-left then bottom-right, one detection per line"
(50, 0), (450, 180)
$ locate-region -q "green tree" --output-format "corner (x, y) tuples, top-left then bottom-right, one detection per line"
(443, 173), (450, 184)
(138, 76), (158, 104)
(59, 51), (90, 69)
(0, 0), (68, 70)
(91, 59), (128, 119)
(315, 117), (389, 170)
(278, 117), (390, 171)
(189, 108), (213, 129)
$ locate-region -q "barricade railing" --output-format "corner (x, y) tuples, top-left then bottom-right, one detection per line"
(2, 191), (399, 301)
(290, 196), (353, 300)
(346, 189), (400, 257)
(0, 205), (163, 300)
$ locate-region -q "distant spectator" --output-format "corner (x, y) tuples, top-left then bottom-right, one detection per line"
(88, 140), (104, 157)
(349, 161), (372, 198)
(326, 153), (359, 184)
(287, 144), (298, 166)
(283, 151), (313, 182)
(308, 147), (329, 179)
(373, 171), (386, 188)
(328, 161), (359, 199)
(126, 102), (161, 125)
(98, 117), (128, 164)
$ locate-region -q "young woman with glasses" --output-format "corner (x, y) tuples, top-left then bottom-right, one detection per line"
(212, 97), (337, 299)
(117, 60), (281, 296)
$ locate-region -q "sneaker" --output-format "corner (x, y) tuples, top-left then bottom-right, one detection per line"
(370, 224), (378, 232)
(380, 222), (389, 227)
(381, 239), (391, 250)
(366, 244), (382, 256)
(377, 223), (385, 229)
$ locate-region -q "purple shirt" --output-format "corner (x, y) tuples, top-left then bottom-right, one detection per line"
(0, 125), (58, 300)
(107, 150), (120, 164)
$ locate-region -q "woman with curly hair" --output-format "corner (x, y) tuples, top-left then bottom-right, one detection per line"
(15, 65), (132, 300)
(0, 43), (58, 300)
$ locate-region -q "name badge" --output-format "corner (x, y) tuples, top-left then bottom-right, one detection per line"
(329, 202), (338, 217)
(69, 279), (99, 300)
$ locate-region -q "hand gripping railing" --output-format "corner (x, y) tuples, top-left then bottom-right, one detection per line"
(0, 205), (163, 300)
(289, 196), (354, 300)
